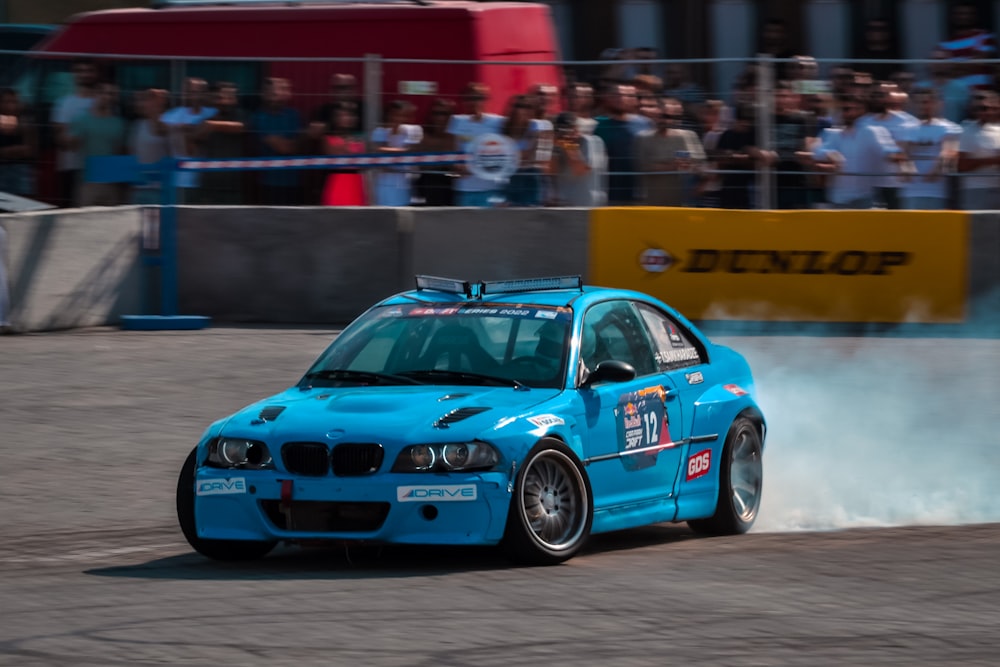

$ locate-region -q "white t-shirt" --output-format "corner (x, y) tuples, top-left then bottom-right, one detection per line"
(900, 119), (962, 199)
(371, 123), (423, 172)
(447, 113), (504, 192)
(51, 94), (94, 171)
(860, 112), (916, 187)
(957, 121), (1000, 191)
(814, 124), (901, 205)
(160, 106), (218, 187)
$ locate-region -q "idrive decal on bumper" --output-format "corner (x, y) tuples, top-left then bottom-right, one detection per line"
(193, 472), (508, 544)
(196, 477), (247, 496)
(397, 484), (478, 502)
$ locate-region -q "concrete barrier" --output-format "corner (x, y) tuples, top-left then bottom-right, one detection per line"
(176, 207), (403, 323)
(406, 207), (591, 282)
(2, 206), (998, 334)
(969, 213), (1000, 330)
(0, 207), (141, 333)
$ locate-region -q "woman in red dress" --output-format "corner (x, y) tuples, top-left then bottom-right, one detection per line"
(322, 101), (368, 206)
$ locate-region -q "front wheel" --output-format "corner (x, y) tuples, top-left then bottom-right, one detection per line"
(688, 416), (763, 536)
(502, 439), (593, 565)
(176, 447), (276, 561)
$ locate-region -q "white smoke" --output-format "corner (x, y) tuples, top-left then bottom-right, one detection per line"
(724, 335), (1000, 532)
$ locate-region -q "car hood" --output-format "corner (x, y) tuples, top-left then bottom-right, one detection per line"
(222, 385), (562, 444)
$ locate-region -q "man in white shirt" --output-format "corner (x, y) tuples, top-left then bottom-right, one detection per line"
(860, 82), (917, 208)
(899, 88), (962, 210)
(957, 91), (1000, 210)
(51, 58), (98, 207)
(160, 78), (217, 199)
(447, 82), (506, 207)
(813, 94), (906, 208)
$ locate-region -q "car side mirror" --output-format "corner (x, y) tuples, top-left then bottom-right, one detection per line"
(582, 360), (637, 387)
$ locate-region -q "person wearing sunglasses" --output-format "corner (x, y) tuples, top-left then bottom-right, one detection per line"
(957, 92), (1000, 209)
(635, 97), (704, 206)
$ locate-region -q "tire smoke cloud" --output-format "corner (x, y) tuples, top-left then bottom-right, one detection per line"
(725, 336), (1000, 532)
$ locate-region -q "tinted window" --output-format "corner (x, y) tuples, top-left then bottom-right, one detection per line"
(580, 300), (658, 377)
(306, 304), (571, 389)
(635, 302), (703, 370)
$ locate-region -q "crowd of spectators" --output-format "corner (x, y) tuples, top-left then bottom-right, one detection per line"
(3, 3), (1000, 210)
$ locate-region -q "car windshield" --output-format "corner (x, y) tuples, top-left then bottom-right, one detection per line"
(304, 303), (572, 389)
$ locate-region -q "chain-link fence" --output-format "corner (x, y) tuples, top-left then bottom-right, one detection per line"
(0, 50), (996, 209)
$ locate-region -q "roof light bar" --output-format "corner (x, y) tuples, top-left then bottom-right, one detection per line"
(415, 275), (473, 297)
(481, 276), (583, 295)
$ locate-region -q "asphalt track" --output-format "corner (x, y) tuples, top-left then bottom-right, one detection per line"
(2, 328), (999, 666)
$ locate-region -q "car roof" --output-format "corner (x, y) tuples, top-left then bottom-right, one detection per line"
(382, 283), (676, 312)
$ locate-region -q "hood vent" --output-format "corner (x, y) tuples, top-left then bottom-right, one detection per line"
(433, 406), (491, 429)
(438, 393), (470, 402)
(257, 406), (286, 422)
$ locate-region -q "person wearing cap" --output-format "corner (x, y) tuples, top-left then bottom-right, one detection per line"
(549, 110), (606, 206)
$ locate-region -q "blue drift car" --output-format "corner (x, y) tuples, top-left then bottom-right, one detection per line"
(177, 276), (765, 565)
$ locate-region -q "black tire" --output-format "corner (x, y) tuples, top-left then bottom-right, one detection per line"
(176, 447), (276, 561)
(688, 416), (763, 536)
(502, 439), (593, 565)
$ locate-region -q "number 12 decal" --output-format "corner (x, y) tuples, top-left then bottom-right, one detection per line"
(616, 386), (672, 471)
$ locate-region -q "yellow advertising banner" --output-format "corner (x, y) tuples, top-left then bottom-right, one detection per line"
(589, 208), (968, 323)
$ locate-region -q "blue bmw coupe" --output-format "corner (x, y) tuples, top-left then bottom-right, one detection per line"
(177, 276), (765, 565)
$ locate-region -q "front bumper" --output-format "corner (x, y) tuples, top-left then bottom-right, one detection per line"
(193, 468), (513, 546)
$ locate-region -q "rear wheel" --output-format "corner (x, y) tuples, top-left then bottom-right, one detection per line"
(176, 447), (276, 561)
(688, 417), (763, 536)
(502, 439), (593, 565)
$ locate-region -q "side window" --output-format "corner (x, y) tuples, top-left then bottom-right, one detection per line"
(635, 302), (704, 371)
(581, 300), (658, 376)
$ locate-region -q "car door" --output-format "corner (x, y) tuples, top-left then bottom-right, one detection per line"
(578, 299), (685, 510)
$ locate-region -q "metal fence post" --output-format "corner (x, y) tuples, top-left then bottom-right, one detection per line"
(755, 53), (775, 210)
(364, 53), (382, 148)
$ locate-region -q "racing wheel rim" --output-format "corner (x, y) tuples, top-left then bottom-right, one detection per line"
(519, 449), (588, 551)
(730, 427), (763, 523)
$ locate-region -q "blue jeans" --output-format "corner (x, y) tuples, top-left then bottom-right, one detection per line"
(505, 168), (542, 206)
(456, 190), (501, 207)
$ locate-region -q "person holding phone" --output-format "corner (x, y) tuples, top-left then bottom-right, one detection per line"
(635, 97), (705, 206)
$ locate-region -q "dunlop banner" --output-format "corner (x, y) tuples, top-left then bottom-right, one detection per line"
(589, 208), (968, 323)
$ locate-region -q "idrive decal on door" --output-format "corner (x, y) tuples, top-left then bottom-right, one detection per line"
(616, 385), (675, 471)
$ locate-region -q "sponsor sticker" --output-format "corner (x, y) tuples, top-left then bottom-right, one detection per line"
(616, 386), (672, 471)
(534, 310), (558, 320)
(654, 347), (700, 366)
(397, 485), (478, 502)
(666, 323), (685, 347)
(528, 414), (565, 428)
(724, 384), (748, 396)
(196, 477), (247, 496)
(686, 450), (711, 481)
(409, 307), (460, 316)
(685, 371), (704, 385)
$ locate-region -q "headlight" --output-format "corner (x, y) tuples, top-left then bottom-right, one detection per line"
(392, 441), (499, 472)
(205, 437), (274, 470)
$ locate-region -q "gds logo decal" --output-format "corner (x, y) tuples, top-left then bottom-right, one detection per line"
(686, 450), (711, 481)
